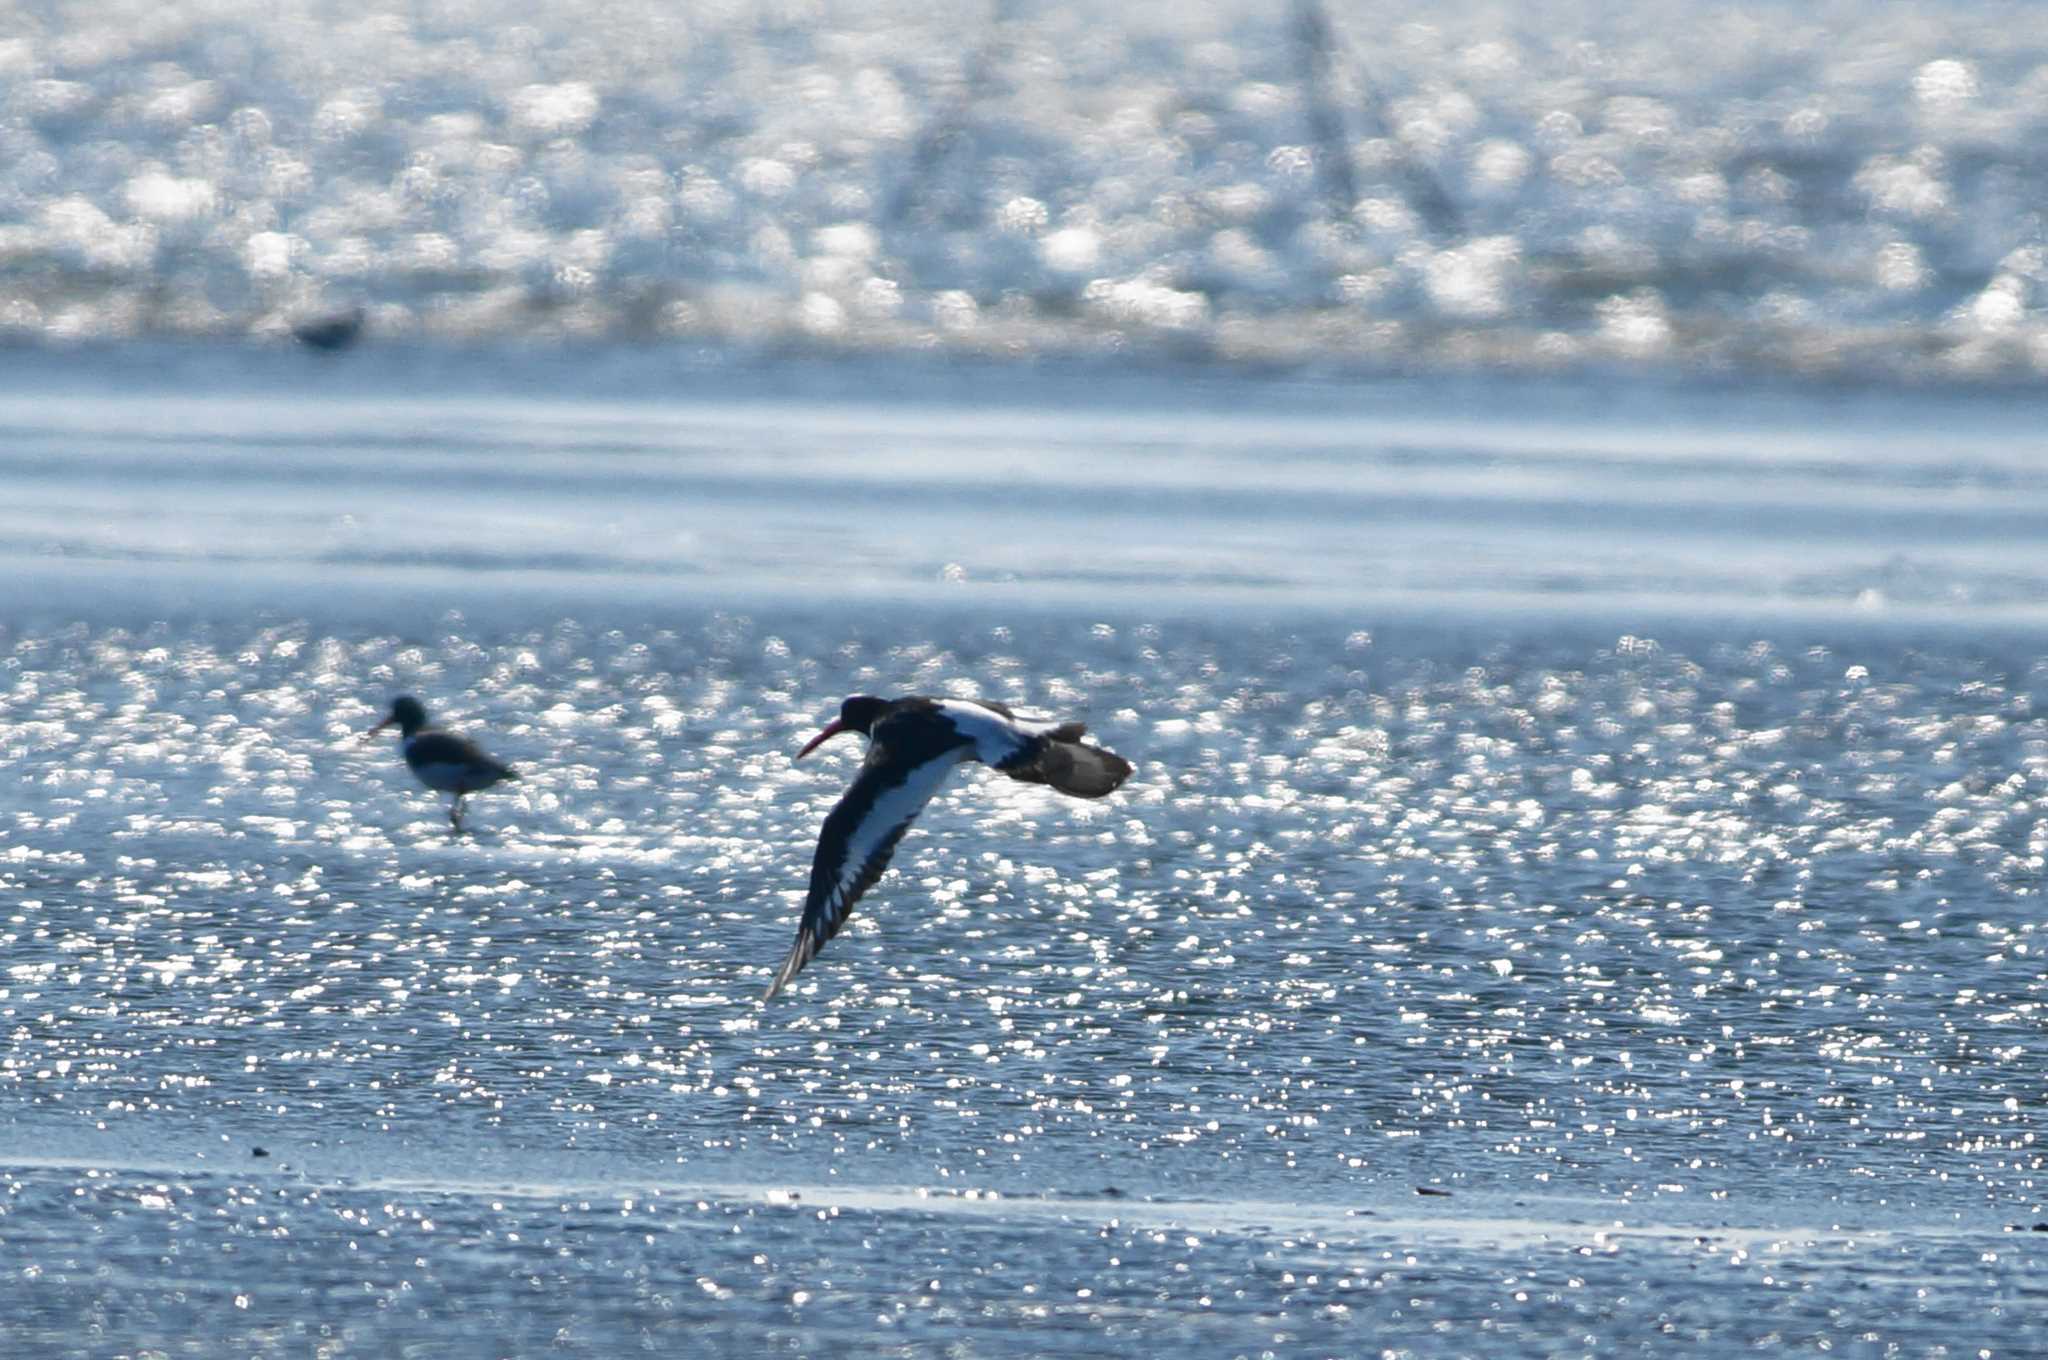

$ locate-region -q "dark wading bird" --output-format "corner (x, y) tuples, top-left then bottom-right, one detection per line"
(765, 695), (1134, 1001)
(368, 696), (519, 832)
(291, 304), (366, 352)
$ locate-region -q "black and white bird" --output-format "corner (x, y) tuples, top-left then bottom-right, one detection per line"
(367, 695), (519, 832)
(763, 694), (1134, 1001)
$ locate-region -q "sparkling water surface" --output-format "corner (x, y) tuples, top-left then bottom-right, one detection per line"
(10, 1), (2048, 380)
(2, 355), (2047, 1354)
(13, 0), (2048, 1348)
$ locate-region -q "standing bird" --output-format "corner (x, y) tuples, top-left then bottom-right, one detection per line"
(764, 694), (1134, 1001)
(367, 695), (519, 832)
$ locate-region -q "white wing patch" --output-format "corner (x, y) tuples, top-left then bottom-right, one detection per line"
(934, 699), (1052, 765)
(827, 747), (967, 917)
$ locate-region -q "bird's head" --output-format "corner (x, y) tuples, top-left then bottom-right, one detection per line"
(369, 695), (428, 738)
(796, 695), (890, 759)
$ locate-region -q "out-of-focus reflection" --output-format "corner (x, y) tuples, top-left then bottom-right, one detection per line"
(0, 2), (2040, 379)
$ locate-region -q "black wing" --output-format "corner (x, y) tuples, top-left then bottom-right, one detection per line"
(763, 741), (960, 1001)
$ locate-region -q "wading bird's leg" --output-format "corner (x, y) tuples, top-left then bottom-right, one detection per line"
(449, 794), (466, 833)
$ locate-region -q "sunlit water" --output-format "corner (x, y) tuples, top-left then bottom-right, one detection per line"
(2, 352), (2047, 1354)
(9, 1), (2048, 381)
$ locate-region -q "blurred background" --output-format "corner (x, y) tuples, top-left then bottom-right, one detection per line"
(5, 0), (2047, 381)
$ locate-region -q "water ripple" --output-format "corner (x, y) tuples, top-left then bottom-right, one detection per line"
(0, 614), (2040, 1203)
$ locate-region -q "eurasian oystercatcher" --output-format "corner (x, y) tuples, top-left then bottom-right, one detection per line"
(763, 695), (1134, 1000)
(292, 304), (365, 352)
(368, 695), (519, 832)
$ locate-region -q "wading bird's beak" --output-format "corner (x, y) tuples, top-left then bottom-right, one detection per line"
(796, 719), (847, 760)
(366, 716), (395, 739)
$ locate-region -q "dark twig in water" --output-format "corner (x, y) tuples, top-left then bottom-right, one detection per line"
(886, 0), (1016, 229)
(1290, 0), (1462, 238)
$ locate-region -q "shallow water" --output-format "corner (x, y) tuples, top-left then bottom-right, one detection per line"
(11, 345), (2048, 625)
(10, 1), (2048, 380)
(2, 355), (2046, 1354)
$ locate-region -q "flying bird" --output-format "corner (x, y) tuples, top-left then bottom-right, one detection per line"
(368, 695), (519, 832)
(764, 694), (1134, 1000)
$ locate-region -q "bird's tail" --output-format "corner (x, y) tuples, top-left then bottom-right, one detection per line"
(1013, 725), (1133, 798)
